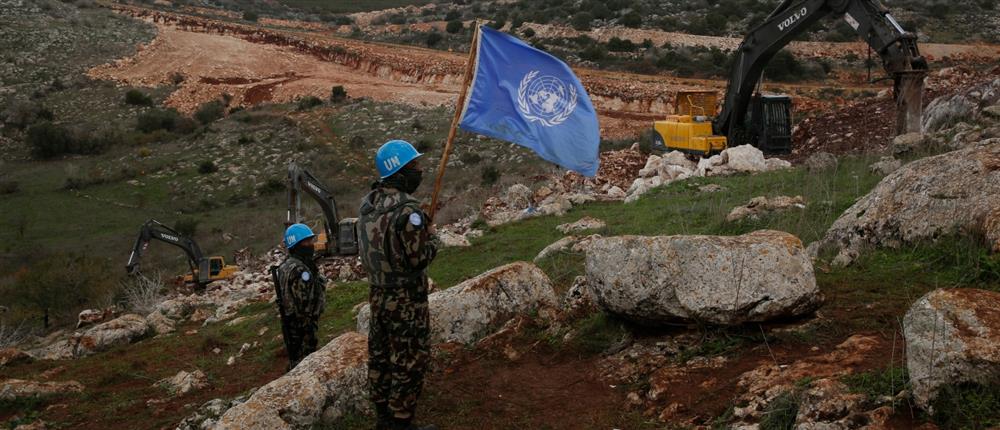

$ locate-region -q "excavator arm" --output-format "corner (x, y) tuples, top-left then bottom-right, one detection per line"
(715, 0), (927, 147)
(126, 219), (210, 285)
(287, 163), (358, 256)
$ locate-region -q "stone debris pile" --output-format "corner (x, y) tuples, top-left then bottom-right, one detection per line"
(726, 195), (806, 222)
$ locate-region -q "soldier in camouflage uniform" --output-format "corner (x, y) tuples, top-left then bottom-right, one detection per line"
(358, 140), (439, 430)
(274, 223), (327, 371)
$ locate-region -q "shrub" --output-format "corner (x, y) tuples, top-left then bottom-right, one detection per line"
(426, 32), (443, 47)
(2, 101), (52, 129)
(237, 135), (255, 145)
(460, 152), (482, 165)
(619, 10), (643, 28)
(414, 139), (432, 152)
(257, 177), (285, 195)
(169, 72), (185, 85)
(119, 275), (164, 314)
(26, 122), (108, 159)
(571, 12), (593, 31)
(349, 135), (366, 149)
(330, 85), (348, 103)
(481, 165), (500, 185)
(446, 20), (463, 33)
(243, 11), (258, 22)
(522, 27), (535, 38)
(607, 36), (636, 52)
(0, 180), (18, 195)
(197, 160), (217, 174)
(444, 10), (460, 21)
(194, 101), (225, 124)
(296, 96), (323, 111)
(579, 44), (607, 62)
(0, 252), (116, 328)
(124, 89), (153, 106)
(136, 108), (181, 133)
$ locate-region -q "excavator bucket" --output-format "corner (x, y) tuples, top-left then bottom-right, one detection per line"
(895, 71), (926, 135)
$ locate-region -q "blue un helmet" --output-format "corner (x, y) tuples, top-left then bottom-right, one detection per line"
(283, 223), (315, 249)
(375, 139), (422, 178)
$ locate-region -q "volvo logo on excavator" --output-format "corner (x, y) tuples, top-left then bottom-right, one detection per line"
(160, 234), (180, 242)
(778, 7), (808, 31)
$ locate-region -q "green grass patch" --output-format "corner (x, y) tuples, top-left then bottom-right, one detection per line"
(565, 312), (627, 354)
(931, 383), (1000, 430)
(841, 366), (909, 399)
(760, 390), (801, 430)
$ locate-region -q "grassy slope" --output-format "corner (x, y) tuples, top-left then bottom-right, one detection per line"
(4, 155), (999, 429)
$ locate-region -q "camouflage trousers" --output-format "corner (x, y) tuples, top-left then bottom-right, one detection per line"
(283, 316), (319, 370)
(367, 281), (431, 420)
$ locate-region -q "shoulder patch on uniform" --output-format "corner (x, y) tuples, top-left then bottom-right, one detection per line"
(301, 271), (311, 282)
(408, 212), (423, 227)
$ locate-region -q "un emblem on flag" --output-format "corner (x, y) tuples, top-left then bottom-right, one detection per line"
(517, 70), (578, 127)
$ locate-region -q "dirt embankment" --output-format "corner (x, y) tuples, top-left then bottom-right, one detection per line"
(89, 4), (709, 138)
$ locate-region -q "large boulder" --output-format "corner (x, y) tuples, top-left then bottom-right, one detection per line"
(804, 152), (838, 172)
(818, 139), (1000, 265)
(903, 288), (1000, 411)
(586, 230), (821, 325)
(213, 332), (369, 429)
(32, 314), (149, 360)
(723, 145), (767, 172)
(356, 262), (558, 344)
(922, 78), (1000, 133)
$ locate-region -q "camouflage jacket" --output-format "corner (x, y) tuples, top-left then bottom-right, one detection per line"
(358, 186), (440, 286)
(275, 255), (327, 319)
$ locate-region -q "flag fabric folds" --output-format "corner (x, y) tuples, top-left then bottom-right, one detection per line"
(458, 26), (601, 177)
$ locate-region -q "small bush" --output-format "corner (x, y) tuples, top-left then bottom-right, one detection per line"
(426, 32), (443, 47)
(119, 275), (164, 314)
(243, 11), (258, 22)
(296, 96), (323, 111)
(194, 101), (225, 124)
(522, 27), (536, 38)
(446, 20), (463, 33)
(481, 165), (500, 185)
(414, 139), (432, 152)
(27, 122), (108, 159)
(444, 10), (460, 21)
(237, 135), (255, 145)
(607, 37), (636, 52)
(197, 160), (218, 174)
(124, 89), (153, 106)
(173, 218), (199, 237)
(459, 152), (482, 165)
(169, 72), (185, 85)
(349, 135), (366, 149)
(760, 391), (800, 430)
(571, 12), (593, 31)
(330, 85), (348, 103)
(0, 181), (19, 195)
(137, 108), (180, 133)
(931, 383), (1000, 429)
(257, 177), (285, 195)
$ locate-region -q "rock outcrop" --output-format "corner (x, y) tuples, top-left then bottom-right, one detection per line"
(0, 348), (32, 367)
(556, 216), (606, 234)
(726, 195), (806, 222)
(903, 288), (1000, 410)
(0, 379), (84, 400)
(922, 78), (1000, 133)
(214, 332), (369, 429)
(586, 230), (821, 325)
(158, 369), (208, 396)
(804, 152), (837, 172)
(818, 139), (1000, 266)
(31, 314), (150, 360)
(357, 262), (558, 344)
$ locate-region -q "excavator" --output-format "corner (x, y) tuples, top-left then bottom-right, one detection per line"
(125, 219), (238, 288)
(286, 162), (358, 257)
(653, 0), (928, 156)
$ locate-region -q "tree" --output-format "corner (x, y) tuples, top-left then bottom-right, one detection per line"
(619, 10), (642, 28)
(444, 10), (461, 21)
(571, 12), (593, 31)
(426, 32), (443, 47)
(446, 20), (463, 34)
(1, 253), (114, 329)
(243, 11), (258, 22)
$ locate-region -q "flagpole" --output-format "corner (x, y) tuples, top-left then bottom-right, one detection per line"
(428, 19), (482, 221)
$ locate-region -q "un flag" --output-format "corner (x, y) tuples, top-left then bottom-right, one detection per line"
(458, 26), (601, 177)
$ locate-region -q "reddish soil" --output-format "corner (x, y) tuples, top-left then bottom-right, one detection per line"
(423, 344), (639, 429)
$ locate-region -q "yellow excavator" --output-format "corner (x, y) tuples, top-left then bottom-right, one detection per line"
(286, 162), (358, 258)
(653, 0), (927, 156)
(126, 219), (238, 288)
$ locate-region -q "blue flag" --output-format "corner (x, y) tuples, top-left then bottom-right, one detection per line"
(458, 26), (600, 177)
